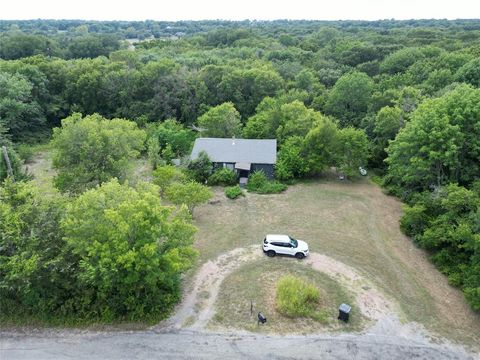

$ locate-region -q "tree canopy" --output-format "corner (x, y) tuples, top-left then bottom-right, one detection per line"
(51, 113), (146, 193)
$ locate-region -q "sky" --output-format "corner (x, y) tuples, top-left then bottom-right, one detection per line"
(1, 0), (480, 21)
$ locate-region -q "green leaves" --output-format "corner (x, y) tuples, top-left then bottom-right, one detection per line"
(165, 181), (212, 216)
(324, 71), (373, 128)
(51, 113), (146, 194)
(385, 85), (480, 193)
(197, 102), (242, 138)
(61, 179), (197, 320)
(399, 184), (480, 310)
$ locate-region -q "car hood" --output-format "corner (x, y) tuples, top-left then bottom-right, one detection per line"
(297, 240), (308, 251)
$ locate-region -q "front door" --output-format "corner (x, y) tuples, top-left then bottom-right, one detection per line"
(238, 169), (249, 178)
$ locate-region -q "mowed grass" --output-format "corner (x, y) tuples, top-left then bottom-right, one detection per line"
(24, 147), (59, 197)
(211, 258), (363, 333)
(194, 179), (480, 345)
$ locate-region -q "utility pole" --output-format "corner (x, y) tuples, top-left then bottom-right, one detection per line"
(1, 145), (15, 182)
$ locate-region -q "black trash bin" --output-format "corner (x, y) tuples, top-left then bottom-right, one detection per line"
(338, 303), (351, 322)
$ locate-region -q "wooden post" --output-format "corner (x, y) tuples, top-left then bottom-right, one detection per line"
(2, 145), (15, 181)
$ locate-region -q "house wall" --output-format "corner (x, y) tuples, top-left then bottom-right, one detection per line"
(251, 164), (274, 179)
(213, 162), (235, 171)
(212, 162), (275, 179)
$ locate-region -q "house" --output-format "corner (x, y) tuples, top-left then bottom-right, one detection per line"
(190, 138), (277, 180)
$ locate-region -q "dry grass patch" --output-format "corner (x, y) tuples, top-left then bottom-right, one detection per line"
(210, 258), (364, 333)
(194, 179), (480, 345)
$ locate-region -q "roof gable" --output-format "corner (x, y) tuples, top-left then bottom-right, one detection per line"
(191, 138), (277, 164)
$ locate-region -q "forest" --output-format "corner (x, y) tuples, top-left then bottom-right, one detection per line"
(1, 19), (480, 323)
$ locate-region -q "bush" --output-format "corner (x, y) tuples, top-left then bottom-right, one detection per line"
(255, 181), (288, 194)
(15, 144), (35, 163)
(225, 185), (244, 199)
(209, 168), (238, 186)
(186, 151), (212, 183)
(276, 275), (325, 321)
(152, 165), (185, 195)
(246, 170), (267, 191)
(0, 145), (27, 182)
(247, 170), (287, 194)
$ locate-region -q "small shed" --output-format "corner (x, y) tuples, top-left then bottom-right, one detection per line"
(190, 138), (277, 179)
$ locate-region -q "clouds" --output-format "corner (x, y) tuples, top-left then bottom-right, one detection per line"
(2, 0), (479, 21)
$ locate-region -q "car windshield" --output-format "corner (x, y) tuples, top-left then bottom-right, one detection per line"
(290, 238), (298, 248)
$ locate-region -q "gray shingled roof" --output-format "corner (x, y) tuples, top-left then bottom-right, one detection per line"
(191, 138), (277, 164)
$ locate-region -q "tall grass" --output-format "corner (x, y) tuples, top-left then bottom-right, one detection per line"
(276, 275), (326, 321)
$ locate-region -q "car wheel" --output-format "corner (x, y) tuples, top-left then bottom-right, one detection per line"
(267, 250), (276, 257)
(295, 252), (305, 259)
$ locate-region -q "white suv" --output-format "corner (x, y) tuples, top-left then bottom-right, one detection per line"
(263, 234), (309, 259)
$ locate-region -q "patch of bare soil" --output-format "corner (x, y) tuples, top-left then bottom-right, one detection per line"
(162, 245), (429, 341)
(159, 245), (261, 330)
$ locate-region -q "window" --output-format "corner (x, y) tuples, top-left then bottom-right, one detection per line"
(289, 237), (298, 248)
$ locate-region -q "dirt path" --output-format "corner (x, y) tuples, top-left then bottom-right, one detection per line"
(159, 245), (464, 355)
(162, 245), (260, 330)
(66, 245), (473, 359)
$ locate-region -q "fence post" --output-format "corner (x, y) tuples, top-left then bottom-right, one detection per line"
(1, 145), (15, 182)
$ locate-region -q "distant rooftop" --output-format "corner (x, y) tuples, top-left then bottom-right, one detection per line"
(191, 138), (277, 164)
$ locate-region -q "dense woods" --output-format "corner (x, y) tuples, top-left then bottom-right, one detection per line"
(1, 19), (480, 321)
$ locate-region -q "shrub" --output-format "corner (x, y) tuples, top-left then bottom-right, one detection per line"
(247, 170), (287, 194)
(152, 165), (185, 195)
(0, 145), (27, 182)
(186, 151), (212, 183)
(225, 185), (244, 199)
(255, 181), (287, 194)
(165, 181), (213, 215)
(15, 144), (35, 163)
(209, 168), (238, 186)
(276, 275), (324, 320)
(247, 170), (268, 191)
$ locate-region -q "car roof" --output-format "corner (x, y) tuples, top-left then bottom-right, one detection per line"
(266, 234), (290, 242)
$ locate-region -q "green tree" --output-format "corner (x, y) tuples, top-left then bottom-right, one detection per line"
(61, 179), (197, 320)
(371, 106), (404, 167)
(51, 113), (146, 194)
(152, 165), (186, 195)
(303, 117), (339, 174)
(324, 71), (373, 127)
(455, 58), (480, 87)
(374, 106), (404, 142)
(380, 47), (425, 74)
(335, 127), (370, 177)
(197, 102), (242, 138)
(243, 97), (284, 139)
(276, 101), (323, 143)
(385, 85), (480, 194)
(276, 136), (309, 181)
(146, 119), (195, 158)
(187, 151), (212, 183)
(218, 66), (284, 118)
(165, 181), (212, 216)
(0, 179), (70, 317)
(0, 72), (45, 140)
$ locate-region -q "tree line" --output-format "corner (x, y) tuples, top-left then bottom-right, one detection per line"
(1, 19), (480, 318)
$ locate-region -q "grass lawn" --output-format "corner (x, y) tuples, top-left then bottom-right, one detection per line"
(211, 257), (363, 334)
(193, 178), (480, 345)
